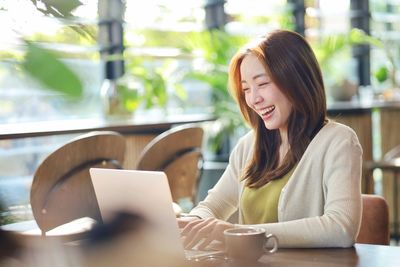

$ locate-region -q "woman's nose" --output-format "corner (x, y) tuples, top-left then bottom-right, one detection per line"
(250, 89), (263, 104)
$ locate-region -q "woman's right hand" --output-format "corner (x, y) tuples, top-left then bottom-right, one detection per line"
(177, 216), (200, 229)
(180, 217), (234, 250)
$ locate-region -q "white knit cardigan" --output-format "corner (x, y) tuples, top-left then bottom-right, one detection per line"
(190, 121), (363, 248)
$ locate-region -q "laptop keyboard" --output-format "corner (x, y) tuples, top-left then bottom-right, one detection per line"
(184, 249), (225, 260)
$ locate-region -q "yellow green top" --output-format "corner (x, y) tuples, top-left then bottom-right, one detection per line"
(240, 168), (295, 224)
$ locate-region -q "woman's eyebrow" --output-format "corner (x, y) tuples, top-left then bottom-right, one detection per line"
(253, 73), (267, 80)
(241, 73), (267, 84)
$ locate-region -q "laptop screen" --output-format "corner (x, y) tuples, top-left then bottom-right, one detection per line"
(89, 168), (184, 255)
(89, 167), (224, 261)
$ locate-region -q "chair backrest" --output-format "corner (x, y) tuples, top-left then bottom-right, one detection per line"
(356, 194), (390, 245)
(30, 131), (126, 234)
(135, 124), (204, 203)
(383, 144), (400, 161)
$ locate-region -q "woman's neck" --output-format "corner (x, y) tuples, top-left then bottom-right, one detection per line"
(279, 128), (289, 164)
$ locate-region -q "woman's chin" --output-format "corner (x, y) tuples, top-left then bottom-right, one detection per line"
(263, 120), (285, 131)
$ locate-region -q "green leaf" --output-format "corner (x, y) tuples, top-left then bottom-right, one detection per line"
(173, 83), (188, 100)
(22, 42), (83, 98)
(349, 28), (383, 48)
(374, 66), (389, 83)
(117, 84), (140, 112)
(42, 0), (82, 17)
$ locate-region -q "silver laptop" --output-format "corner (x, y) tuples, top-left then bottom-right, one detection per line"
(89, 168), (223, 260)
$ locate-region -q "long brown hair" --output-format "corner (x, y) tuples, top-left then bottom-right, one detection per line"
(228, 30), (327, 188)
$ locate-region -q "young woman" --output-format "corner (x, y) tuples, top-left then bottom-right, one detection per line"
(179, 30), (363, 249)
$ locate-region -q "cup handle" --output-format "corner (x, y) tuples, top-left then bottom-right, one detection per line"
(263, 233), (279, 254)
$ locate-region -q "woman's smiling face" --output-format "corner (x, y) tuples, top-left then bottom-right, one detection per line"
(240, 53), (293, 132)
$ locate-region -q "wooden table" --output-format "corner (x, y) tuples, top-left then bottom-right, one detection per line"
(210, 244), (400, 267)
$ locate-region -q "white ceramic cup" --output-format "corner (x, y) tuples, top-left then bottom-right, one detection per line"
(224, 227), (278, 261)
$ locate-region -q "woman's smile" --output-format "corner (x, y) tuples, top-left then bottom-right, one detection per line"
(240, 53), (292, 132)
(258, 105), (275, 120)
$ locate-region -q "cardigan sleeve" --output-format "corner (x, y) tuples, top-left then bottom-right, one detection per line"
(246, 125), (363, 248)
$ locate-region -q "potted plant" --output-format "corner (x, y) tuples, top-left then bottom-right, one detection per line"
(311, 28), (381, 102)
(371, 39), (400, 100)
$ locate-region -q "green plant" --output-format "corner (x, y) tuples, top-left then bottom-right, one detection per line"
(371, 42), (399, 89)
(315, 28), (399, 90)
(179, 30), (249, 156)
(22, 41), (84, 98)
(311, 28), (383, 100)
(0, 0), (88, 99)
(374, 66), (389, 84)
(124, 56), (187, 112)
(1, 0), (184, 114)
(29, 0), (95, 40)
(0, 41), (85, 99)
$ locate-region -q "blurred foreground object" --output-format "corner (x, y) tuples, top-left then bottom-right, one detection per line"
(1, 211), (188, 267)
(82, 211), (187, 267)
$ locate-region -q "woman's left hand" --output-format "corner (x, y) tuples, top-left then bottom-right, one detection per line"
(180, 218), (234, 250)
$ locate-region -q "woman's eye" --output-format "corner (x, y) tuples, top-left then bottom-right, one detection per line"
(259, 82), (269, 87)
(243, 87), (250, 92)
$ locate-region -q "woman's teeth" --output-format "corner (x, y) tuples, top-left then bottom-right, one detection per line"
(261, 106), (275, 116)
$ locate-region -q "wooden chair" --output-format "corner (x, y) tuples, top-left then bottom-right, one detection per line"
(135, 124), (204, 204)
(356, 194), (390, 245)
(1, 131), (126, 240)
(364, 144), (400, 243)
(31, 131), (126, 234)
